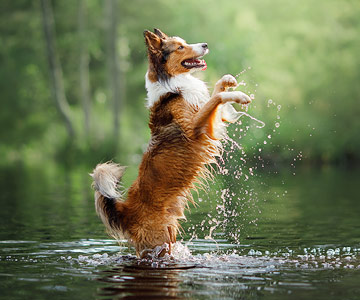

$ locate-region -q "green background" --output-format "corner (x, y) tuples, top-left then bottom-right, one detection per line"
(1, 0), (359, 174)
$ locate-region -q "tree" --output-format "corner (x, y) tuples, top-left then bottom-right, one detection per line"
(40, 0), (75, 138)
(78, 0), (91, 138)
(104, 0), (125, 151)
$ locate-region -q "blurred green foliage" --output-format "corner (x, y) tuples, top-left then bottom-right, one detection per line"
(0, 0), (359, 169)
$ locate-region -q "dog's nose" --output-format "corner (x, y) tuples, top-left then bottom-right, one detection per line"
(202, 43), (208, 50)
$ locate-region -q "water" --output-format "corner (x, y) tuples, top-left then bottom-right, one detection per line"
(0, 164), (360, 299)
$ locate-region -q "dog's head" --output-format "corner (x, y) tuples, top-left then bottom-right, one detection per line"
(144, 28), (209, 81)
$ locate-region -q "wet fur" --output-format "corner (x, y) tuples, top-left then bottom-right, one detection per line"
(91, 29), (251, 258)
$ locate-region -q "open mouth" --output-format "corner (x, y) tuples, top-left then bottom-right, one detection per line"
(181, 57), (207, 70)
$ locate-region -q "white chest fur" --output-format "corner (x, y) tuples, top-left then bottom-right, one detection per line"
(145, 72), (210, 108)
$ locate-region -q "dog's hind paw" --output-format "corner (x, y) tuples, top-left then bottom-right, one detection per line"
(139, 243), (171, 259)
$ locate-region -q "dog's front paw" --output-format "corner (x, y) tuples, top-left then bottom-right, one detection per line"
(214, 74), (238, 95)
(219, 91), (251, 105)
(219, 74), (237, 89)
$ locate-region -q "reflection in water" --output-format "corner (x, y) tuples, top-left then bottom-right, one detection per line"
(1, 165), (360, 299)
(97, 258), (196, 299)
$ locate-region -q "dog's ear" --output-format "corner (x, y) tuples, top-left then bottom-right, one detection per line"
(154, 28), (168, 40)
(144, 30), (162, 52)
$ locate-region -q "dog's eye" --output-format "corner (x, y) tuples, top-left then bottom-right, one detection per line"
(178, 45), (184, 50)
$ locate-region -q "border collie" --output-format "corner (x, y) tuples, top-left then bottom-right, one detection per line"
(91, 29), (251, 258)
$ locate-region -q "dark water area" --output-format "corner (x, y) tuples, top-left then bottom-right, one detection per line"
(0, 164), (359, 299)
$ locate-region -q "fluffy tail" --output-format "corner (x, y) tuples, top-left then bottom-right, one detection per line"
(90, 162), (126, 241)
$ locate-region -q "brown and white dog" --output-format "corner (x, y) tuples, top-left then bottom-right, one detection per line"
(91, 29), (251, 258)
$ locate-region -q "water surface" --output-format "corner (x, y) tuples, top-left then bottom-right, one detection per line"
(0, 164), (359, 299)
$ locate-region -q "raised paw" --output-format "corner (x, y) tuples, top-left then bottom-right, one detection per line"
(213, 74), (238, 95)
(219, 74), (237, 89)
(219, 91), (251, 105)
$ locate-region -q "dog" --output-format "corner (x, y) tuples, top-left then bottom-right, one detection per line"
(91, 29), (251, 258)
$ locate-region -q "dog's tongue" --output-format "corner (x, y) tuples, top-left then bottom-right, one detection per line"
(196, 59), (207, 71)
(201, 61), (207, 71)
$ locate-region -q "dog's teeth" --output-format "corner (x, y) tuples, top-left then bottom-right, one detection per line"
(184, 59), (205, 67)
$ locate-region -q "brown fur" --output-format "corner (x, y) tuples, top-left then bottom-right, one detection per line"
(91, 29), (251, 258)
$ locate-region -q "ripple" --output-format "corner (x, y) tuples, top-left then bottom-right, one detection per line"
(62, 241), (360, 272)
(0, 240), (37, 244)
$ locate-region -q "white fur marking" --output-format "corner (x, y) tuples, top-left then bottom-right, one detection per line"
(145, 72), (210, 108)
(221, 103), (242, 123)
(189, 43), (209, 57)
(90, 162), (125, 199)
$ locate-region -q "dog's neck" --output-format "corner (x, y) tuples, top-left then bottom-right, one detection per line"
(145, 72), (210, 108)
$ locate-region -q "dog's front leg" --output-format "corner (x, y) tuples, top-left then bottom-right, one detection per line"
(211, 74), (248, 124)
(192, 91), (251, 139)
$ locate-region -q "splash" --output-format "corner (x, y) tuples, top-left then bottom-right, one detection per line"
(184, 69), (288, 245)
(236, 111), (265, 128)
(66, 241), (360, 271)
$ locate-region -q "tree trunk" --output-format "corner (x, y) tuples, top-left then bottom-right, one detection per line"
(105, 0), (124, 151)
(78, 0), (91, 138)
(40, 0), (75, 138)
